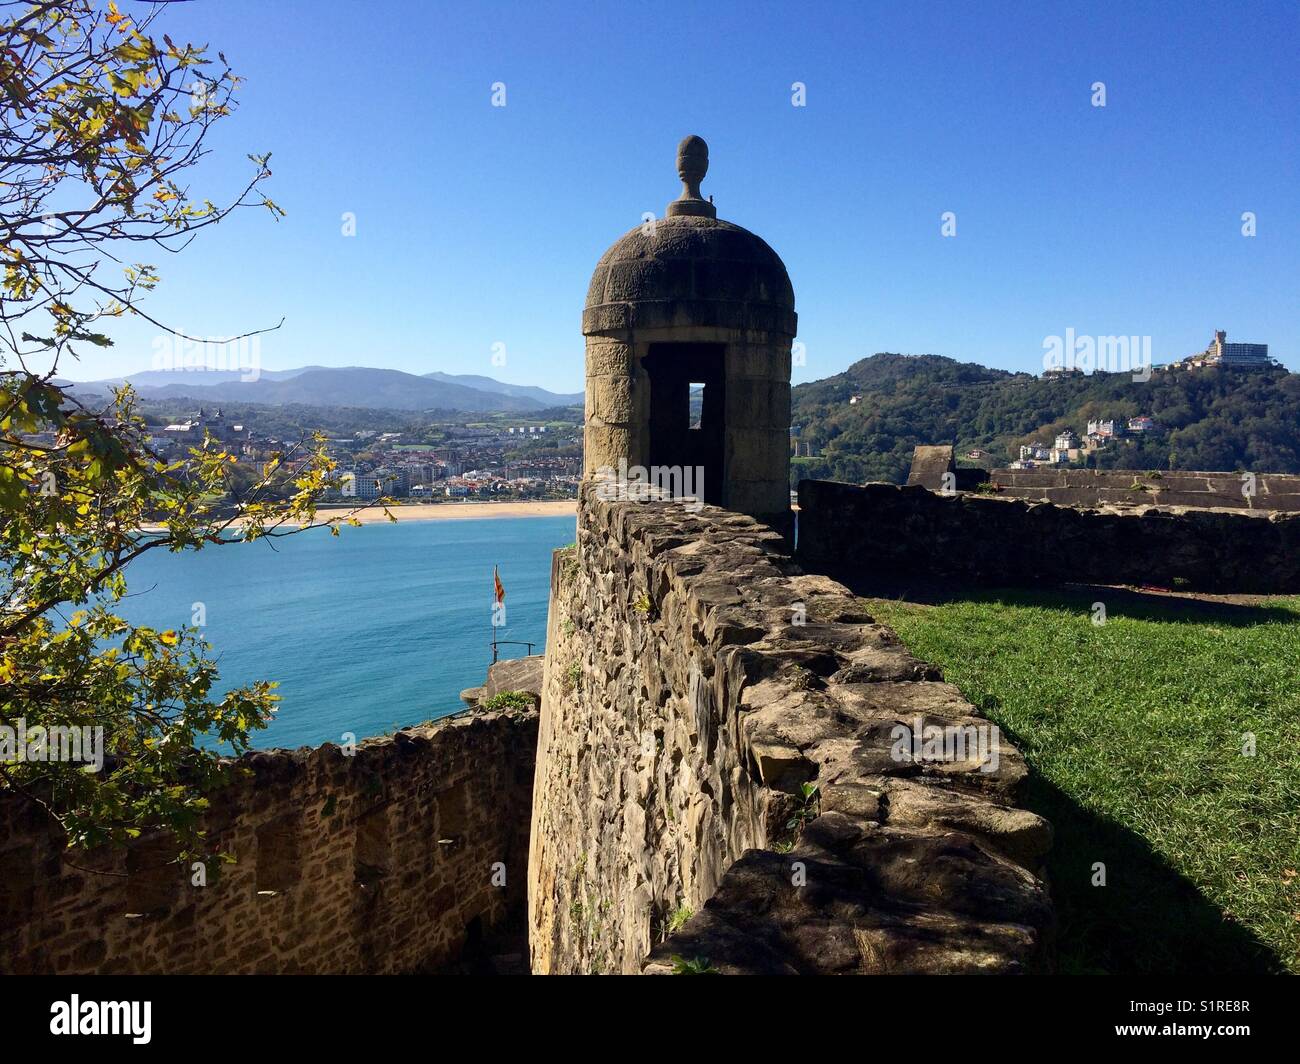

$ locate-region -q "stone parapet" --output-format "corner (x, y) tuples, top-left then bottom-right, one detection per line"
(798, 478), (1300, 593)
(987, 468), (1300, 513)
(528, 484), (1053, 974)
(0, 708), (538, 974)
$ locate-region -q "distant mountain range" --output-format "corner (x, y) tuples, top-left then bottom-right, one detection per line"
(66, 366), (584, 413)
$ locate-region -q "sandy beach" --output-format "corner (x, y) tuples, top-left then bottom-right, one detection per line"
(142, 499), (576, 533)
(313, 499), (577, 524)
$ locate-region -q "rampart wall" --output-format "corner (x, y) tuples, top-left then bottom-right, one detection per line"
(0, 708), (537, 974)
(987, 468), (1300, 512)
(528, 485), (1053, 974)
(798, 479), (1300, 593)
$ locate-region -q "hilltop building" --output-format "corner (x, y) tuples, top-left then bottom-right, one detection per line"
(1184, 330), (1270, 369)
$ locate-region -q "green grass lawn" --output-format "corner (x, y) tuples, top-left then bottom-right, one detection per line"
(864, 589), (1300, 974)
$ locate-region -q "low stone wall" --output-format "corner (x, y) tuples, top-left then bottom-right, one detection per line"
(987, 468), (1300, 512)
(0, 707), (537, 974)
(460, 654), (544, 708)
(798, 479), (1300, 593)
(528, 485), (1053, 974)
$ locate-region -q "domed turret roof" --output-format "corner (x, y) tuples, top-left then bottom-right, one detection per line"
(582, 137), (796, 337)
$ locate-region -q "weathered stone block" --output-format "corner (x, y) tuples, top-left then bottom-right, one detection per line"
(587, 374), (635, 425)
(585, 337), (632, 378)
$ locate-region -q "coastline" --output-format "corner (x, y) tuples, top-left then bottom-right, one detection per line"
(313, 499), (577, 524)
(142, 499), (578, 533)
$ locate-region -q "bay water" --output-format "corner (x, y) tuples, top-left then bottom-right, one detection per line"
(114, 515), (575, 749)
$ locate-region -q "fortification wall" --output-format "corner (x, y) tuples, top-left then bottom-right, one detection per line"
(0, 708), (537, 974)
(987, 468), (1300, 512)
(528, 485), (1053, 974)
(798, 479), (1300, 592)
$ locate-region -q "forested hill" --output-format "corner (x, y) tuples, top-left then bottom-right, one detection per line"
(790, 353), (1300, 485)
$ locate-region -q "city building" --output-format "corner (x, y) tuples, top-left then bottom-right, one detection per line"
(160, 407), (248, 447)
(1050, 430), (1080, 464)
(355, 471), (387, 499)
(431, 447), (463, 477)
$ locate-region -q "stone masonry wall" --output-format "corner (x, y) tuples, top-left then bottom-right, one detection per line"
(528, 484), (1053, 974)
(799, 479), (1300, 593)
(0, 707), (537, 974)
(986, 468), (1300, 512)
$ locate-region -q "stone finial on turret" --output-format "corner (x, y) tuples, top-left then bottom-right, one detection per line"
(666, 135), (716, 218)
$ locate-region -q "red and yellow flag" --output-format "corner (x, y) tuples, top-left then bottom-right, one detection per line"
(494, 566), (505, 605)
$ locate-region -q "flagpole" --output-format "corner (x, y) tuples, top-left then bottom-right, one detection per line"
(492, 565), (502, 664)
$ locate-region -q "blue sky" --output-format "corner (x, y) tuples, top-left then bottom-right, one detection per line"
(68, 0), (1299, 388)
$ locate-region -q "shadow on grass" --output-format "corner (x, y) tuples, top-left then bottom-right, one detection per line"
(831, 569), (1300, 628)
(831, 566), (1292, 973)
(1020, 759), (1285, 975)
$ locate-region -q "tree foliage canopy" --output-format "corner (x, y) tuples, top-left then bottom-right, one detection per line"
(0, 1), (366, 857)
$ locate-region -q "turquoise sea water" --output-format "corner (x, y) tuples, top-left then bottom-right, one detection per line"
(114, 515), (575, 749)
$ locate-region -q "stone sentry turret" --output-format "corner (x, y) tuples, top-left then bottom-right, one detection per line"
(582, 136), (796, 537)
